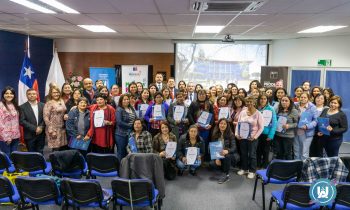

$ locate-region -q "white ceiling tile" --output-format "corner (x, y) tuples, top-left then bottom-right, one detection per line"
(107, 0), (158, 14)
(53, 14), (100, 25)
(86, 14), (130, 24)
(124, 14), (163, 25)
(146, 32), (171, 39)
(139, 25), (168, 33)
(324, 2), (350, 14)
(110, 25), (142, 33)
(256, 0), (303, 14)
(163, 14), (197, 25)
(197, 15), (235, 25)
(167, 25), (193, 33)
(154, 0), (191, 14)
(285, 0), (350, 13)
(233, 14), (274, 25)
(220, 25), (255, 34)
(14, 14), (70, 25)
(0, 1), (42, 13)
(0, 14), (39, 25)
(58, 0), (119, 13)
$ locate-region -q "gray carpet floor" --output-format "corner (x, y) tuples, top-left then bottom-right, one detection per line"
(1, 142), (350, 210)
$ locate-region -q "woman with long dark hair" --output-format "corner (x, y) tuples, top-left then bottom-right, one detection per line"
(0, 86), (20, 155)
(144, 92), (169, 136)
(65, 88), (82, 112)
(248, 80), (262, 95)
(210, 118), (239, 184)
(61, 82), (72, 104)
(127, 118), (153, 153)
(167, 90), (189, 139)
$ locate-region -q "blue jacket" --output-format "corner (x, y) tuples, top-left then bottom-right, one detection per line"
(144, 102), (169, 123)
(294, 102), (318, 137)
(258, 104), (277, 140)
(115, 106), (137, 136)
(66, 108), (90, 138)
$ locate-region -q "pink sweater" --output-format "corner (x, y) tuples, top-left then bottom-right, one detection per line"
(235, 109), (264, 139)
(0, 102), (20, 142)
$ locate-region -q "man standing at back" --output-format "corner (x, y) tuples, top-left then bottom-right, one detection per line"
(20, 89), (45, 154)
(187, 82), (197, 103)
(167, 77), (178, 100)
(155, 73), (166, 91)
(82, 78), (95, 104)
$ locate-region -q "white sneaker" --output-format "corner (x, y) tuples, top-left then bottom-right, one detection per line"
(247, 172), (256, 179)
(237, 170), (247, 176)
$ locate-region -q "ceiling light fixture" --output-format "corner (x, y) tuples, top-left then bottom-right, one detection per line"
(298, 25), (347, 33)
(39, 0), (79, 14)
(78, 25), (116, 33)
(195, 25), (224, 33)
(10, 0), (56, 13)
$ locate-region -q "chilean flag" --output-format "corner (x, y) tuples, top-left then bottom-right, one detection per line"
(18, 51), (40, 105)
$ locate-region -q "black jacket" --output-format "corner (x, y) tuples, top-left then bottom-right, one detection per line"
(20, 101), (45, 140)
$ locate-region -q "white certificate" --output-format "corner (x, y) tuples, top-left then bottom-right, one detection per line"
(276, 116), (287, 132)
(94, 110), (104, 128)
(173, 105), (185, 121)
(153, 105), (164, 120)
(113, 96), (120, 105)
(186, 147), (198, 165)
(139, 104), (149, 118)
(218, 107), (230, 119)
(165, 142), (177, 158)
(238, 122), (250, 139)
(197, 111), (209, 125)
(184, 99), (191, 107)
(262, 110), (273, 127)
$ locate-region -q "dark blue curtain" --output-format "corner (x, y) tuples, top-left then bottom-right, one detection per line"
(291, 70), (321, 96)
(326, 70), (350, 142)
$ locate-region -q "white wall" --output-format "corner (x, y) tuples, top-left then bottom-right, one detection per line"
(55, 38), (174, 53)
(269, 35), (350, 67)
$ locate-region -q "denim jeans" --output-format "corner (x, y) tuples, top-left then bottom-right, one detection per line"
(0, 139), (19, 156)
(294, 132), (313, 160)
(176, 158), (201, 171)
(240, 139), (259, 172)
(115, 134), (128, 161)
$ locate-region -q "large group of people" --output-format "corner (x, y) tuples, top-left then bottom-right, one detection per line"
(0, 74), (348, 184)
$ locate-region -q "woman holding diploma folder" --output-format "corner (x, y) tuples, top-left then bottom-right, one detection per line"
(210, 118), (239, 184)
(127, 119), (153, 154)
(256, 94), (277, 169)
(176, 125), (205, 176)
(144, 92), (169, 136)
(167, 90), (189, 139)
(153, 121), (177, 180)
(294, 92), (317, 160)
(115, 94), (137, 160)
(188, 89), (214, 161)
(86, 93), (116, 154)
(317, 96), (348, 157)
(213, 95), (230, 124)
(235, 96), (264, 179)
(274, 96), (298, 160)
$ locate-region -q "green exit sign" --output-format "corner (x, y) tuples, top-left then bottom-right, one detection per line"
(318, 59), (332, 67)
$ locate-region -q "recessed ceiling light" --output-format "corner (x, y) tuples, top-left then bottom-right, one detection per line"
(195, 25), (224, 33)
(298, 26), (347, 33)
(78, 25), (116, 33)
(39, 0), (79, 14)
(10, 0), (56, 13)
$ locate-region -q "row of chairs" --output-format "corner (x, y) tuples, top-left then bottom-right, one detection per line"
(0, 175), (160, 210)
(252, 158), (350, 210)
(0, 151), (120, 178)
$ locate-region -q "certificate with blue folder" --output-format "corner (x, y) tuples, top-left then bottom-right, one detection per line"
(298, 112), (313, 128)
(69, 137), (91, 151)
(209, 141), (224, 160)
(197, 111), (212, 128)
(128, 137), (138, 153)
(317, 117), (330, 136)
(185, 147), (200, 165)
(152, 105), (166, 120)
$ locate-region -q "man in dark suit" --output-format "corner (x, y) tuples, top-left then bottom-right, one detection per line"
(167, 77), (178, 100)
(82, 78), (95, 104)
(187, 82), (197, 103)
(155, 73), (167, 91)
(20, 89), (45, 154)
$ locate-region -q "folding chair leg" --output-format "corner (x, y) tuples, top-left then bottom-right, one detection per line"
(262, 183), (265, 210)
(113, 202), (116, 210)
(252, 176), (258, 200)
(36, 204), (39, 210)
(120, 206), (123, 210)
(268, 197), (274, 210)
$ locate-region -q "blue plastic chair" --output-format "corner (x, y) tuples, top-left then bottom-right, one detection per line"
(61, 178), (112, 210)
(0, 152), (15, 174)
(10, 151), (51, 176)
(50, 151), (87, 178)
(329, 183), (350, 210)
(87, 153), (119, 178)
(269, 182), (320, 210)
(0, 175), (20, 204)
(15, 176), (62, 209)
(111, 178), (160, 210)
(252, 159), (303, 210)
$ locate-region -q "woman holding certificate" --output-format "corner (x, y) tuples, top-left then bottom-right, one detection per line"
(127, 119), (153, 153)
(274, 96), (298, 160)
(86, 93), (116, 153)
(176, 125), (205, 176)
(235, 96), (264, 179)
(44, 86), (68, 151)
(317, 96), (348, 157)
(153, 121), (177, 180)
(135, 89), (152, 118)
(167, 90), (189, 139)
(210, 118), (239, 184)
(115, 94), (137, 160)
(188, 89), (214, 161)
(272, 88), (287, 111)
(294, 93), (318, 160)
(256, 94), (277, 169)
(144, 92), (169, 136)
(213, 96), (231, 124)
